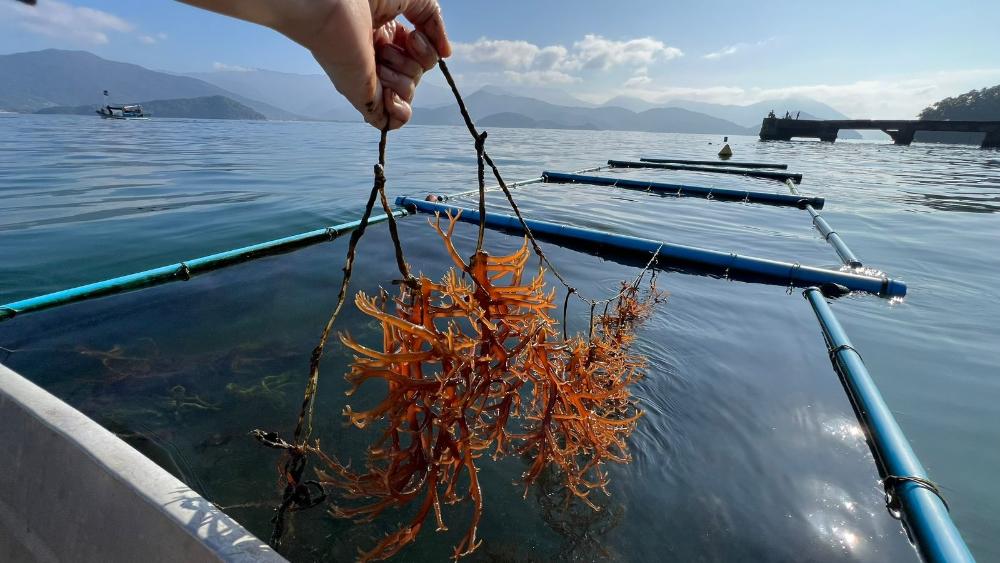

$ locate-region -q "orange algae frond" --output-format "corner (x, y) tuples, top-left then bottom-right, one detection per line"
(315, 212), (659, 561)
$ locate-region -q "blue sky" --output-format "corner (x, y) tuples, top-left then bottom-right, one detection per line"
(3, 0), (999, 117)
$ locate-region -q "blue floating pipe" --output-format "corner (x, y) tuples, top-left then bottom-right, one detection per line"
(803, 288), (972, 563)
(641, 157), (789, 170)
(543, 171), (822, 209)
(608, 159), (804, 183)
(783, 179), (862, 267)
(0, 211), (407, 322)
(395, 197), (905, 298)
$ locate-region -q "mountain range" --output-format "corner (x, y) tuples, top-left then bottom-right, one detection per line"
(1, 49), (861, 137)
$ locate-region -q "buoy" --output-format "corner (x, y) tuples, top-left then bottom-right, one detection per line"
(718, 144), (733, 159)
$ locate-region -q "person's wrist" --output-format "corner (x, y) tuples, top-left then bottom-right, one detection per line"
(266, 0), (335, 51)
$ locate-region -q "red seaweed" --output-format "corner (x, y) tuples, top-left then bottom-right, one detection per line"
(311, 211), (660, 560)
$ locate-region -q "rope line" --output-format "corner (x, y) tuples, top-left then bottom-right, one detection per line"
(883, 475), (950, 513)
(828, 342), (862, 362)
(437, 59), (662, 311)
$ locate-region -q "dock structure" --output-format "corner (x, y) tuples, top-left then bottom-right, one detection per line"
(759, 116), (1000, 148)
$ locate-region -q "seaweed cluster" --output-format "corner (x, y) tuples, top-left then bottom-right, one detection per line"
(309, 212), (658, 560)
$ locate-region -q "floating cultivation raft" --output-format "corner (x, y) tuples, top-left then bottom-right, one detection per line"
(395, 197), (904, 297)
(607, 159), (804, 183)
(543, 171), (822, 208)
(640, 156), (789, 169)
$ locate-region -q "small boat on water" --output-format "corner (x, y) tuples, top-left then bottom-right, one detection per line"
(97, 104), (147, 120)
(96, 89), (148, 120)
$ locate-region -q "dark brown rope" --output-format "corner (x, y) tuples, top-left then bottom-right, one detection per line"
(261, 124), (392, 548)
(296, 125), (389, 443)
(437, 59), (661, 314)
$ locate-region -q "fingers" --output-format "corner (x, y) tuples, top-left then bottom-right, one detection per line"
(398, 0), (451, 58)
(383, 87), (411, 131)
(406, 30), (440, 71)
(378, 65), (415, 103)
(379, 44), (423, 84)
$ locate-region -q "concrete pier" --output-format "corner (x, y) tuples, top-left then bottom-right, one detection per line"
(759, 116), (1000, 148)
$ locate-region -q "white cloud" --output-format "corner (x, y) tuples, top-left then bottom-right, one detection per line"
(212, 62), (253, 72)
(623, 68), (652, 88)
(703, 45), (740, 60)
(453, 34), (682, 79)
(703, 38), (777, 60)
(503, 70), (580, 86)
(0, 0), (133, 45)
(571, 35), (682, 71)
(139, 32), (167, 44)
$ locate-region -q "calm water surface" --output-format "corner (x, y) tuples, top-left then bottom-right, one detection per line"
(1, 114), (998, 561)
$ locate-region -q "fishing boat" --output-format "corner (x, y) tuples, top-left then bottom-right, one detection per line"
(97, 104), (147, 120)
(95, 89), (148, 120)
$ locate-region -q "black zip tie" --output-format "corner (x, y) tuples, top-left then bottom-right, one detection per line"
(828, 343), (862, 362)
(883, 475), (950, 513)
(788, 262), (802, 282)
(177, 263), (191, 280)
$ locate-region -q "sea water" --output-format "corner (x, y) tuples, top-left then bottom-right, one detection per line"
(1, 114), (998, 561)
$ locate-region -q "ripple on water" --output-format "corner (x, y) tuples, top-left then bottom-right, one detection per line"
(1, 115), (997, 561)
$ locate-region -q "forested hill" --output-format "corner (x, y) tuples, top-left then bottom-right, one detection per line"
(919, 85), (1000, 120)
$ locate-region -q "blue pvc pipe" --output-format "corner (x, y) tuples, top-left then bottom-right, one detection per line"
(395, 198), (906, 298)
(543, 171), (823, 209)
(0, 211), (407, 322)
(811, 213), (862, 267)
(803, 288), (973, 563)
(640, 157), (788, 170)
(607, 159), (804, 183)
(783, 179), (862, 268)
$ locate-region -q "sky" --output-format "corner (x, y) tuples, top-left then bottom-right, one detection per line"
(2, 0), (1000, 118)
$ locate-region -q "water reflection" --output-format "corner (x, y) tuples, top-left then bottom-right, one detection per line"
(898, 190), (1000, 213)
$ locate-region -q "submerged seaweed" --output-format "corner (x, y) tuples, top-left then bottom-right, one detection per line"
(308, 212), (659, 560)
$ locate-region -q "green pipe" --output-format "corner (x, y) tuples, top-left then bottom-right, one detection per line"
(0, 210), (407, 323)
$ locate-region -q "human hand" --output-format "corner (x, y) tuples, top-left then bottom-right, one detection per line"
(179, 0), (450, 129)
(279, 0), (451, 130)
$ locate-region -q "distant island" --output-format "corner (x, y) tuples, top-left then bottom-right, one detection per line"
(916, 84), (1000, 144)
(36, 95), (266, 120)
